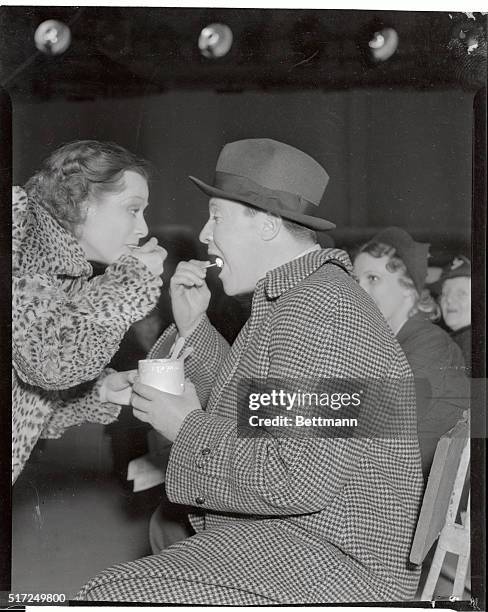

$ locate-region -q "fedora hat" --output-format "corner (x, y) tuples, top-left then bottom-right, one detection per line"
(189, 138), (335, 230)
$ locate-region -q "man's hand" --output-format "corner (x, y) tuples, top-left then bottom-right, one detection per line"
(131, 379), (202, 442)
(129, 237), (167, 277)
(170, 260), (211, 337)
(99, 370), (138, 405)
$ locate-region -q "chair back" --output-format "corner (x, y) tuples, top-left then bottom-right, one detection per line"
(410, 415), (470, 565)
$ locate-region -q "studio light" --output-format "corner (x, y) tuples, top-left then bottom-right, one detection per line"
(34, 20), (71, 55)
(447, 14), (487, 86)
(368, 27), (399, 62)
(452, 22), (484, 55)
(198, 23), (233, 59)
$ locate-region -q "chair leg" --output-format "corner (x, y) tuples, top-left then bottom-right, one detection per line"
(452, 551), (470, 600)
(452, 492), (471, 600)
(421, 544), (446, 600)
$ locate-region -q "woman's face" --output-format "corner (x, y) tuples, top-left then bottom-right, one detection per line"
(440, 276), (471, 331)
(78, 170), (149, 265)
(353, 252), (412, 328)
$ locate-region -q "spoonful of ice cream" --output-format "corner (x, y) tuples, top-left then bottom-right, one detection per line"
(203, 257), (223, 269)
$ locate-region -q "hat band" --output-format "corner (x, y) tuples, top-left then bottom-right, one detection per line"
(214, 171), (319, 217)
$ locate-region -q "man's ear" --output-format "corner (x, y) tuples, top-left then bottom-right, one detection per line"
(259, 212), (281, 241)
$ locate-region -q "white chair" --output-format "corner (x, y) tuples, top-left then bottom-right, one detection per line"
(410, 415), (470, 601)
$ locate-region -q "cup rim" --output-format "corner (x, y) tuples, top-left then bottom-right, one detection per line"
(138, 358), (182, 365)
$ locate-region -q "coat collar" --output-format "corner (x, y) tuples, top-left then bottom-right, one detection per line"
(18, 194), (92, 278)
(261, 248), (352, 300)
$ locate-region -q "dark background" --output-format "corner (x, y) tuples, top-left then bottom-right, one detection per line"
(3, 7), (486, 262)
(10, 88), (473, 261)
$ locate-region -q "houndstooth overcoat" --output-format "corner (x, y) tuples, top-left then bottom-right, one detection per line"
(78, 248), (424, 604)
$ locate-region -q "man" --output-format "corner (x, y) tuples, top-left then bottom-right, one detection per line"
(78, 139), (424, 604)
(438, 255), (471, 375)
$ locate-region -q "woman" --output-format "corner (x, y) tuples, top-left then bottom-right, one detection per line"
(12, 140), (166, 482)
(353, 227), (469, 479)
(438, 255), (471, 374)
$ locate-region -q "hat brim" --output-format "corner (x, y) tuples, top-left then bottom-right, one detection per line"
(189, 175), (336, 231)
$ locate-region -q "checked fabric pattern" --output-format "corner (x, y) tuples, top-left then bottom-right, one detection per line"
(78, 248), (424, 604)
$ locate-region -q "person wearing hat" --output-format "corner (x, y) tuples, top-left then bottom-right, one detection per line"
(353, 227), (469, 479)
(438, 255), (471, 373)
(78, 140), (424, 603)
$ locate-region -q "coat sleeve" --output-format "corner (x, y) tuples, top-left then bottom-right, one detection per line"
(179, 316), (230, 407)
(150, 317), (230, 408)
(39, 369), (122, 438)
(166, 284), (374, 516)
(13, 256), (162, 390)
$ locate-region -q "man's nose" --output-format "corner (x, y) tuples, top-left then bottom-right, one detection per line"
(199, 219), (213, 244)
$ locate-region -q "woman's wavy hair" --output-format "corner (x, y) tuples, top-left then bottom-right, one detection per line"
(356, 241), (440, 321)
(24, 140), (152, 235)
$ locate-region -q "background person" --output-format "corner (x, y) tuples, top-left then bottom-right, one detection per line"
(12, 140), (166, 483)
(438, 255), (471, 374)
(353, 227), (469, 478)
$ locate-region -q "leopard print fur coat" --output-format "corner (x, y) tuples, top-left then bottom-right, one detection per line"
(12, 186), (162, 483)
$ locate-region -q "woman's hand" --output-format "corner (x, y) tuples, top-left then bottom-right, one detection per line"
(170, 260), (211, 337)
(130, 237), (167, 277)
(131, 379), (202, 442)
(99, 370), (138, 405)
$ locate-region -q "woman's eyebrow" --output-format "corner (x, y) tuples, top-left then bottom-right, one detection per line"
(122, 195), (147, 203)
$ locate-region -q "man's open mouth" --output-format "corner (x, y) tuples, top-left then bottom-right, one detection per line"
(209, 254), (224, 269)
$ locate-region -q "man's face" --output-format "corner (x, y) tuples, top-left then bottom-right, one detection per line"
(199, 197), (263, 295)
(440, 276), (471, 331)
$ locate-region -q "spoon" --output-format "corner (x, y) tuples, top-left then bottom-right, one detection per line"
(178, 347), (194, 362)
(203, 257), (223, 269)
(170, 337), (186, 361)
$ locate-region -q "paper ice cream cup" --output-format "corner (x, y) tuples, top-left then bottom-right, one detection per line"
(138, 359), (185, 395)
